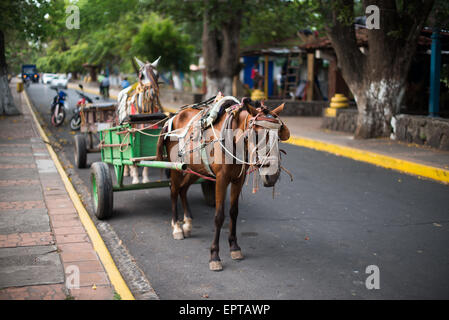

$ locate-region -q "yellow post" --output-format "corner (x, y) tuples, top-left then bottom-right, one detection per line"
(16, 82), (24, 93)
(329, 94), (349, 108)
(264, 55), (269, 99)
(324, 93), (349, 118)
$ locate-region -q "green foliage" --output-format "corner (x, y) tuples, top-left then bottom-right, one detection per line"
(0, 0), (60, 42)
(241, 1), (313, 46)
(33, 0), (194, 74)
(131, 13), (194, 72)
(113, 291), (121, 300)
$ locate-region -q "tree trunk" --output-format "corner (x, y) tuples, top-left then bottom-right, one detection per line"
(0, 30), (19, 115)
(202, 2), (242, 98)
(350, 79), (406, 138)
(323, 0), (434, 139)
(206, 75), (233, 96)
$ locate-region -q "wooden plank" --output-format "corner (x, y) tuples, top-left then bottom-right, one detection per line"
(307, 53), (314, 101)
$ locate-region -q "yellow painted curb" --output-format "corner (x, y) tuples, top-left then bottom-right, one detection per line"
(23, 90), (135, 300)
(285, 136), (449, 185)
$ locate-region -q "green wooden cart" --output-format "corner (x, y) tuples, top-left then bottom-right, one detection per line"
(91, 120), (215, 220)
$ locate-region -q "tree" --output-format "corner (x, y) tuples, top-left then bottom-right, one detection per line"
(147, 0), (304, 97)
(0, 0), (58, 115)
(317, 0), (438, 139)
(131, 13), (194, 72)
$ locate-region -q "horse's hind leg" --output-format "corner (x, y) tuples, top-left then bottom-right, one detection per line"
(179, 174), (198, 238)
(170, 170), (184, 240)
(142, 167), (150, 183)
(229, 177), (245, 260)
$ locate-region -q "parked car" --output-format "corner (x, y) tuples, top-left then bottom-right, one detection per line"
(42, 73), (57, 84)
(50, 75), (68, 89)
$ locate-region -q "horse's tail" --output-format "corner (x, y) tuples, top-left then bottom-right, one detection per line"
(155, 127), (166, 161)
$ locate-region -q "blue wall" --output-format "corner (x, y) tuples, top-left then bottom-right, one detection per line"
(243, 56), (274, 97)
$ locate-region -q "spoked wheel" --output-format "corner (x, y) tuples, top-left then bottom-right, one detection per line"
(201, 180), (216, 207)
(91, 162), (113, 220)
(70, 116), (81, 131)
(51, 106), (65, 126)
(74, 134), (87, 168)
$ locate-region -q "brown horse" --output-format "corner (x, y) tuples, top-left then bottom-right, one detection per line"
(156, 97), (290, 271)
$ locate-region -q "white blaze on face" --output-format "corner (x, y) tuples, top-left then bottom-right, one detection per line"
(141, 67), (150, 85)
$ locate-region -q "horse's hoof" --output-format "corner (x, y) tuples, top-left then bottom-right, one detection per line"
(132, 179), (140, 185)
(142, 177), (150, 184)
(182, 225), (192, 238)
(230, 250), (244, 260)
(183, 230), (191, 238)
(173, 232), (184, 240)
(209, 261), (223, 271)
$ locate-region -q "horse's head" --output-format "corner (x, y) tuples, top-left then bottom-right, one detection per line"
(134, 56), (161, 87)
(242, 98), (290, 187)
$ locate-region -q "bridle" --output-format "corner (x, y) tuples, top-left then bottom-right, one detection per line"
(136, 64), (162, 113)
(210, 103), (284, 169)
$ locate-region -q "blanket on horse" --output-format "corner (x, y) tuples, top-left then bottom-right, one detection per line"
(117, 82), (163, 124)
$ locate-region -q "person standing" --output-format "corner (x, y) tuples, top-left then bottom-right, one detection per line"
(101, 74), (110, 99)
(121, 77), (130, 89)
(98, 73), (105, 96)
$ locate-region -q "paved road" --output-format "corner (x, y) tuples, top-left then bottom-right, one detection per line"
(27, 83), (449, 299)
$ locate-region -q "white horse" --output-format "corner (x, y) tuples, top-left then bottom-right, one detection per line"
(119, 56), (163, 184)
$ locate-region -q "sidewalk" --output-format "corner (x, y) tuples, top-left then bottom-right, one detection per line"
(0, 83), (116, 300)
(69, 81), (449, 183)
(282, 117), (449, 171)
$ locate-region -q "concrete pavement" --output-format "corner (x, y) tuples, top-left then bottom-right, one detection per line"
(0, 81), (119, 300)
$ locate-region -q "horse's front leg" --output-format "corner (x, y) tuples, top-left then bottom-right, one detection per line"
(170, 171), (184, 240)
(229, 176), (245, 260)
(210, 175), (229, 271)
(130, 165), (140, 184)
(123, 165), (130, 177)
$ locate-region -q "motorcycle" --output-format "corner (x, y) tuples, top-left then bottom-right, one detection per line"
(50, 88), (68, 127)
(70, 84), (96, 130)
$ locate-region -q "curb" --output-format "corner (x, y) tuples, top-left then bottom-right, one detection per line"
(285, 136), (449, 184)
(23, 89), (135, 300)
(68, 83), (448, 185)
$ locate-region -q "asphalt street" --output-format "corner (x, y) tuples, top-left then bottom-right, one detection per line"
(27, 83), (449, 299)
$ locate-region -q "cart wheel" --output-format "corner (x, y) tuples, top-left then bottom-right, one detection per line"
(74, 134), (87, 168)
(201, 181), (216, 207)
(91, 162), (113, 220)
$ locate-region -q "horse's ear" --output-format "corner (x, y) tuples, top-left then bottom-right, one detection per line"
(272, 103), (285, 116)
(151, 56), (161, 68)
(134, 57), (145, 69)
(242, 97), (258, 116)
